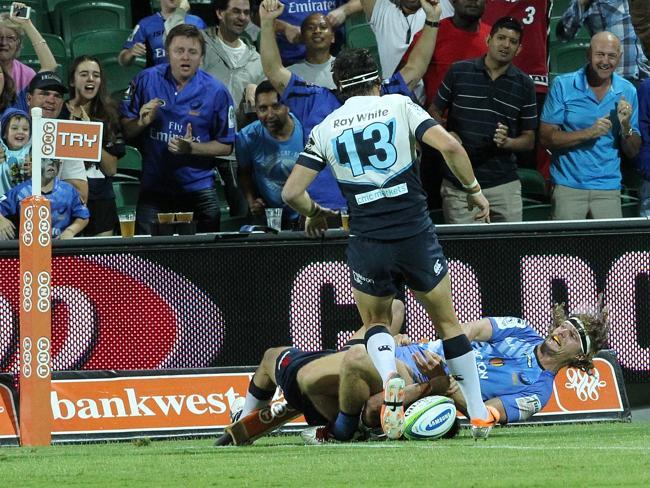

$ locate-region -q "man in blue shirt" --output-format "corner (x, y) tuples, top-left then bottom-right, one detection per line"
(237, 81), (302, 229)
(119, 0), (207, 67)
(121, 24), (236, 234)
(637, 77), (650, 216)
(0, 158), (89, 240)
(540, 32), (641, 220)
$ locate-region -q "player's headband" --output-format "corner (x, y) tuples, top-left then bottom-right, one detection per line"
(567, 317), (591, 355)
(338, 70), (379, 89)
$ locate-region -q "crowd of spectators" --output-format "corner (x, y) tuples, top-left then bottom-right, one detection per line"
(0, 0), (649, 239)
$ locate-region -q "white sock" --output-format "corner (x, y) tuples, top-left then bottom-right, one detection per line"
(366, 329), (398, 385)
(446, 350), (489, 420)
(241, 392), (271, 418)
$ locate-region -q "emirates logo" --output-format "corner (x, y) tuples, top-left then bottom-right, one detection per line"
(564, 368), (607, 402)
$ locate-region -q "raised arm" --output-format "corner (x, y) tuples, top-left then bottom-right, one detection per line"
(10, 4), (56, 72)
(259, 0), (292, 95)
(360, 0), (378, 20)
(399, 0), (441, 91)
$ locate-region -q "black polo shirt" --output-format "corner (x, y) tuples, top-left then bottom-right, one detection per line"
(434, 57), (538, 189)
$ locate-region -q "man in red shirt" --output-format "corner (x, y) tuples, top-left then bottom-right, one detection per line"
(403, 0), (491, 107)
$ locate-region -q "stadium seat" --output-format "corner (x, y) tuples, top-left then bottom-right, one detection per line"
(99, 55), (144, 97)
(344, 11), (368, 30)
(18, 32), (67, 78)
(517, 167), (548, 202)
(550, 16), (591, 44)
(115, 145), (142, 181)
(522, 203), (551, 221)
(51, 1), (130, 47)
(549, 41), (589, 73)
(345, 24), (382, 74)
(70, 28), (132, 59)
(112, 180), (139, 214)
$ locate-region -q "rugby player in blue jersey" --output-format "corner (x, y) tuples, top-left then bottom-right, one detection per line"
(121, 24), (236, 234)
(225, 301), (609, 444)
(259, 0), (443, 211)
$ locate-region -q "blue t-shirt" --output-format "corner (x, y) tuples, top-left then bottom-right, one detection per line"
(277, 0), (342, 65)
(0, 178), (89, 237)
(123, 12), (207, 66)
(280, 72), (413, 209)
(120, 64), (235, 193)
(236, 113), (303, 220)
(541, 66), (640, 190)
(396, 316), (555, 423)
(637, 78), (650, 180)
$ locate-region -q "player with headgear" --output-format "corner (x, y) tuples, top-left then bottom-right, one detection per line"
(280, 26), (496, 441)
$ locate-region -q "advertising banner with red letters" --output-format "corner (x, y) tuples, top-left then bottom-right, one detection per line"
(0, 350), (631, 445)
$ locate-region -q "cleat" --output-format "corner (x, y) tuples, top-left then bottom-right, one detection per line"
(301, 425), (337, 445)
(380, 376), (406, 440)
(213, 432), (234, 446)
(229, 396), (246, 423)
(470, 405), (500, 441)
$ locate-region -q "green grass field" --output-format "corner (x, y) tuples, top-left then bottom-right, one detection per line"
(2, 422), (649, 487)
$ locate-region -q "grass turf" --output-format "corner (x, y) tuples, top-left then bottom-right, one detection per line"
(2, 422), (649, 487)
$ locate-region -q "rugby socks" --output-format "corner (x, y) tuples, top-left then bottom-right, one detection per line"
(364, 325), (398, 385)
(442, 335), (490, 421)
(332, 410), (360, 441)
(241, 377), (275, 418)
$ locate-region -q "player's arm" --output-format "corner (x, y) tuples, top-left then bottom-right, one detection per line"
(259, 0), (292, 96)
(420, 124), (490, 221)
(461, 318), (493, 342)
(398, 0), (441, 91)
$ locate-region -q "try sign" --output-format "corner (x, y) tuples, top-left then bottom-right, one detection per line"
(40, 119), (103, 162)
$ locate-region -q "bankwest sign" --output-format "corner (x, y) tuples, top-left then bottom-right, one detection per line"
(0, 352), (631, 444)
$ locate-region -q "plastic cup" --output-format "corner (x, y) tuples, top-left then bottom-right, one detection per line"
(340, 208), (349, 231)
(157, 212), (175, 224)
(265, 208), (282, 231)
(119, 212), (136, 238)
(174, 212), (193, 223)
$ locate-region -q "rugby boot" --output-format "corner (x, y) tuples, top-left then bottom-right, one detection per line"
(470, 405), (500, 441)
(380, 375), (406, 440)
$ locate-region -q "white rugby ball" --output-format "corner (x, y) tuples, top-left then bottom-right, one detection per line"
(403, 395), (456, 440)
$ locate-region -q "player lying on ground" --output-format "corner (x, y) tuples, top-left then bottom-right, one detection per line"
(221, 299), (609, 444)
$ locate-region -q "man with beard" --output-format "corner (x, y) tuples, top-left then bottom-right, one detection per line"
(540, 32), (641, 220)
(431, 17), (537, 223)
(237, 80), (302, 229)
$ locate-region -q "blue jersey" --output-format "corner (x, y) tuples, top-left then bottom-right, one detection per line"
(280, 72), (414, 210)
(121, 64), (235, 193)
(296, 94), (435, 239)
(396, 317), (556, 423)
(0, 178), (89, 237)
(236, 113), (302, 220)
(123, 12), (207, 66)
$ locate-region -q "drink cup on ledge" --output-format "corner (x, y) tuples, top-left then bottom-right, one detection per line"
(265, 208), (282, 231)
(157, 213), (175, 224)
(340, 208), (349, 231)
(119, 212), (136, 238)
(175, 212), (193, 223)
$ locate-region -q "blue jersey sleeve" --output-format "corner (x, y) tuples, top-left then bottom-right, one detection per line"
(0, 188), (19, 216)
(488, 317), (544, 343)
(499, 370), (555, 422)
(123, 21), (147, 49)
(380, 72), (417, 102)
(210, 86), (236, 145)
(120, 70), (147, 120)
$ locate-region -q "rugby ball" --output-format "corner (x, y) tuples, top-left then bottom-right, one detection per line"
(403, 395), (456, 440)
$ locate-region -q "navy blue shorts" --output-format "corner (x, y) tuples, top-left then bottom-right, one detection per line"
(346, 223), (448, 296)
(275, 348), (334, 426)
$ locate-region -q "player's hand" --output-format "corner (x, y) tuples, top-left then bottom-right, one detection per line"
(244, 83), (257, 109)
(413, 350), (444, 379)
(168, 123), (193, 155)
(178, 0), (191, 13)
(393, 334), (413, 346)
(304, 204), (337, 238)
(249, 197), (266, 217)
(139, 98), (162, 127)
(421, 0), (441, 21)
(493, 122), (509, 148)
(131, 42), (147, 57)
(589, 116), (612, 139)
(616, 95), (633, 128)
(467, 190), (490, 222)
(59, 229), (76, 240)
(325, 7), (346, 28)
(0, 215), (16, 240)
(260, 0), (285, 22)
(284, 23), (302, 43)
(445, 376), (460, 396)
